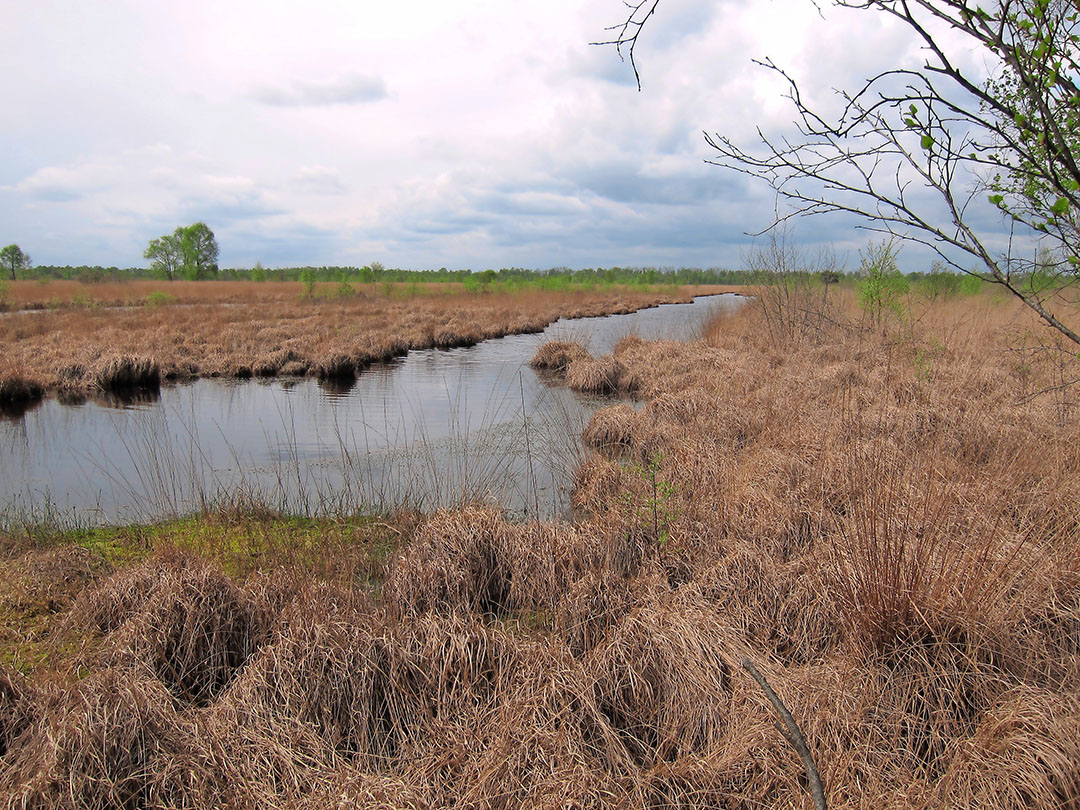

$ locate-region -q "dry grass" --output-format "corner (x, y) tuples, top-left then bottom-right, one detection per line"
(0, 284), (725, 405)
(2, 286), (1079, 808)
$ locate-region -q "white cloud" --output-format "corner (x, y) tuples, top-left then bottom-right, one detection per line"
(252, 74), (389, 107)
(0, 0), (1015, 271)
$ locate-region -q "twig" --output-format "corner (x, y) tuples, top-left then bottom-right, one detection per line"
(742, 658), (827, 810)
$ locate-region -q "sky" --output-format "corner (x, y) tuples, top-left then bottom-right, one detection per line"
(0, 0), (1008, 271)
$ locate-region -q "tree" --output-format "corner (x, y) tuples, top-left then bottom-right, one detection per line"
(144, 223), (219, 281)
(180, 222), (219, 280)
(143, 230), (184, 281)
(604, 0), (1080, 346)
(0, 244), (31, 281)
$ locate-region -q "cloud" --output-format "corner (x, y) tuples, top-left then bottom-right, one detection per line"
(252, 74), (388, 107)
(290, 166), (347, 196)
(6, 163), (114, 202)
(0, 1), (1026, 271)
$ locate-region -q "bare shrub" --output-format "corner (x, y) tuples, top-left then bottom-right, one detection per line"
(746, 231), (842, 348)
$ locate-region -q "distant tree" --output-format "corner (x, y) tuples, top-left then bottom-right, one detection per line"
(1, 244), (31, 281)
(143, 230), (184, 281)
(145, 223), (219, 281)
(181, 222), (219, 280)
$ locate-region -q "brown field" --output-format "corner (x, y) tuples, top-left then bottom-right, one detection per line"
(0, 283), (735, 409)
(3, 279), (468, 310)
(2, 286), (1079, 808)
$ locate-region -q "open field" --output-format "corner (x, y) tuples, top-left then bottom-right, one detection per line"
(1, 286), (1079, 808)
(0, 283), (736, 410)
(2, 279), (470, 310)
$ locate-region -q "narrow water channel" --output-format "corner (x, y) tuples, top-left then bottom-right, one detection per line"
(0, 295), (743, 525)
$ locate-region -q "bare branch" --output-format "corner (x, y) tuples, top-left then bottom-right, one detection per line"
(600, 0), (1080, 346)
(592, 0), (662, 90)
(742, 658), (827, 810)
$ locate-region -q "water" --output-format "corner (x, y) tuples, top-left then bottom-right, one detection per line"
(0, 295), (743, 525)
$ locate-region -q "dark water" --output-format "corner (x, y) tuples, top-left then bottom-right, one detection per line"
(0, 295), (743, 525)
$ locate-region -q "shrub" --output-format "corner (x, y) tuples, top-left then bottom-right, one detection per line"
(857, 240), (909, 328)
(144, 290), (176, 307)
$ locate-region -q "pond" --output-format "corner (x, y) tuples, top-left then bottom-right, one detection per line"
(0, 294), (744, 525)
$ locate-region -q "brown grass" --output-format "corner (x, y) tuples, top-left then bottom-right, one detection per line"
(0, 284), (726, 402)
(527, 339), (589, 373)
(0, 359), (44, 417)
(2, 286), (1079, 808)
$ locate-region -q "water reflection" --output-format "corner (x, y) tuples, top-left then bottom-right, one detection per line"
(317, 377), (357, 398)
(93, 386), (162, 410)
(0, 295), (743, 524)
(0, 397), (44, 421)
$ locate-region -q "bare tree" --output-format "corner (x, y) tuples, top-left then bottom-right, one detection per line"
(602, 0), (1080, 346)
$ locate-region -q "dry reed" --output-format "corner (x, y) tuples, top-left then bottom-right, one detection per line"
(1, 286), (715, 400)
(3, 287), (1080, 808)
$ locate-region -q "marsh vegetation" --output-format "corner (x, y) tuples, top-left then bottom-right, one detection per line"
(1, 276), (1078, 808)
(0, 281), (730, 414)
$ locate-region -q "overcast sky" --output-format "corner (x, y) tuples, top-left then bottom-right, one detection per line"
(0, 0), (1001, 270)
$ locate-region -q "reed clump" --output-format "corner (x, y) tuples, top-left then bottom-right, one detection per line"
(77, 550), (273, 705)
(528, 339), (589, 373)
(566, 354), (631, 395)
(0, 367), (44, 415)
(91, 355), (160, 392)
(0, 667), (194, 809)
(0, 667), (35, 759)
(2, 287), (1080, 808)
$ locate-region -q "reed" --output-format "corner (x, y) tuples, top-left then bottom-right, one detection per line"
(0, 285), (723, 401)
(1, 287), (1078, 808)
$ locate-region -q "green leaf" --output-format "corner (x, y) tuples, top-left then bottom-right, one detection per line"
(909, 104), (918, 115)
(921, 134), (935, 149)
(988, 194), (1004, 205)
(1051, 197), (1070, 216)
(905, 117), (918, 128)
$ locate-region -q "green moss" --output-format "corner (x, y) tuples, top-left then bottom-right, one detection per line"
(0, 510), (412, 677)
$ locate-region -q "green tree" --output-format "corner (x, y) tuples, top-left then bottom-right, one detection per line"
(180, 222), (219, 280)
(143, 230), (184, 281)
(145, 223), (219, 280)
(605, 0), (1080, 346)
(0, 244), (31, 281)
